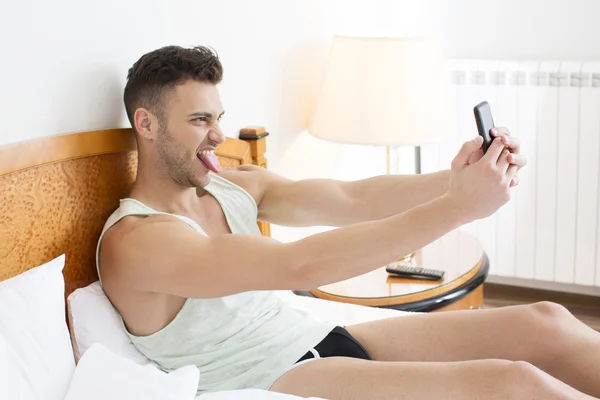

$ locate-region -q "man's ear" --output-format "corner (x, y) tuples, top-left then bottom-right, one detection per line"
(133, 108), (158, 140)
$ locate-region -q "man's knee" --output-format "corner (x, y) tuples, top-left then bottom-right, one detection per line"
(528, 301), (570, 319)
(505, 360), (542, 380)
(496, 360), (553, 396)
(523, 301), (573, 332)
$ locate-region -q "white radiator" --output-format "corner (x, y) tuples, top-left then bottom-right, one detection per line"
(419, 60), (600, 291)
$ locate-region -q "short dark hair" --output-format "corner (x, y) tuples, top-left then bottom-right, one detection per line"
(123, 45), (223, 130)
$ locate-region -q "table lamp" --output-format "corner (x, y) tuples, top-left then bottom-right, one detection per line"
(308, 34), (452, 175)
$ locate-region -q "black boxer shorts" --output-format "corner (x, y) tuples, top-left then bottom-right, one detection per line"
(295, 326), (371, 363)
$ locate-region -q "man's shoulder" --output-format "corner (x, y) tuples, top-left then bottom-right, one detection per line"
(218, 164), (265, 184)
(102, 214), (183, 248)
(100, 214), (187, 270)
(219, 165), (291, 196)
(99, 212), (201, 288)
(217, 165), (272, 204)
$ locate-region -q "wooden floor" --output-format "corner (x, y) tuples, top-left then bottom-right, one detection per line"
(483, 283), (600, 332)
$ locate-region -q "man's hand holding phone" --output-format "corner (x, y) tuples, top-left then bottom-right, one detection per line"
(490, 127), (527, 188)
(445, 136), (517, 222)
(466, 127), (527, 188)
(444, 101), (528, 223)
(470, 101), (527, 187)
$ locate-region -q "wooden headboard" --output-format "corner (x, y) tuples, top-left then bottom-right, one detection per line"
(0, 126), (269, 297)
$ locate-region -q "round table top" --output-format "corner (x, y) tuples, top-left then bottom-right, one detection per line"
(310, 229), (485, 308)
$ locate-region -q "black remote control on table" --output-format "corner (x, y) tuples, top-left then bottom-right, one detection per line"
(386, 264), (445, 281)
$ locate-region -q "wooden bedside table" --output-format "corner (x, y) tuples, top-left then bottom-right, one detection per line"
(295, 229), (489, 312)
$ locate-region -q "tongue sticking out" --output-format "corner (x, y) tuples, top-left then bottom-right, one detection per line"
(199, 152), (222, 173)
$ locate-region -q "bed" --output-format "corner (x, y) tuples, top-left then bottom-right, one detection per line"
(0, 127), (407, 399)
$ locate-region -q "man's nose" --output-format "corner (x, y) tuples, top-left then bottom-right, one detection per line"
(208, 127), (226, 145)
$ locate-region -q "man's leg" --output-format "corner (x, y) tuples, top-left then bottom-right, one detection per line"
(270, 357), (598, 400)
(346, 301), (600, 397)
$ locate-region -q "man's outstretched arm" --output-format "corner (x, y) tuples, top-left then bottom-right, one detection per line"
(251, 168), (451, 227)
(241, 127), (524, 228)
(101, 192), (462, 299)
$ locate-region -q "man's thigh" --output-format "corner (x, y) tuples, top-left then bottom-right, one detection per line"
(268, 356), (578, 400)
(344, 302), (563, 363)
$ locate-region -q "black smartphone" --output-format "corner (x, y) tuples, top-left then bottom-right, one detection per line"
(473, 101), (495, 154)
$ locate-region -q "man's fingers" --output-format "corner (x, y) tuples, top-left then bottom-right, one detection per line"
(488, 127), (524, 181)
(501, 135), (521, 154)
(468, 149), (484, 165)
(490, 127), (510, 137)
(507, 153), (527, 168)
(491, 127), (521, 155)
(452, 136), (483, 169)
(498, 149), (511, 173)
(482, 137), (506, 164)
(507, 164), (519, 183)
(510, 175), (520, 187)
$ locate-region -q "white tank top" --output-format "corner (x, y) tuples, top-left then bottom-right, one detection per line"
(95, 172), (335, 394)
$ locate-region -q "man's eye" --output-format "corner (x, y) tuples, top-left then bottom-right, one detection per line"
(194, 117), (207, 122)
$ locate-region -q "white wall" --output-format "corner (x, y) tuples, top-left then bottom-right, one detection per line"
(333, 0), (600, 60)
(430, 0), (600, 61)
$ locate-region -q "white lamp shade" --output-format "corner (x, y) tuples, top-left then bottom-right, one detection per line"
(308, 35), (452, 146)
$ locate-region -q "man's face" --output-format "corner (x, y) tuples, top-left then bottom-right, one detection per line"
(155, 80), (225, 188)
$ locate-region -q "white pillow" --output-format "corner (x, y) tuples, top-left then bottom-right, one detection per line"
(64, 343), (199, 400)
(67, 280), (150, 365)
(0, 255), (75, 400)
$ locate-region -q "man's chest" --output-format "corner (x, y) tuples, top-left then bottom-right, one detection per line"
(189, 194), (232, 236)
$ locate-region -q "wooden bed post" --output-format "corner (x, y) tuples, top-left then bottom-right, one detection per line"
(239, 126), (271, 237)
(239, 126), (269, 168)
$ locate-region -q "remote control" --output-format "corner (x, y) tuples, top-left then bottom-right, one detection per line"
(386, 264), (445, 281)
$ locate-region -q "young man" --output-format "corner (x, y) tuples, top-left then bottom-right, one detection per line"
(97, 45), (600, 399)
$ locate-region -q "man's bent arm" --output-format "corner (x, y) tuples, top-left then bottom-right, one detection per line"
(107, 194), (465, 299)
(244, 165), (450, 228)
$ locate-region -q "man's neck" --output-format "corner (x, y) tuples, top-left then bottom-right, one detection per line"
(129, 162), (207, 215)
